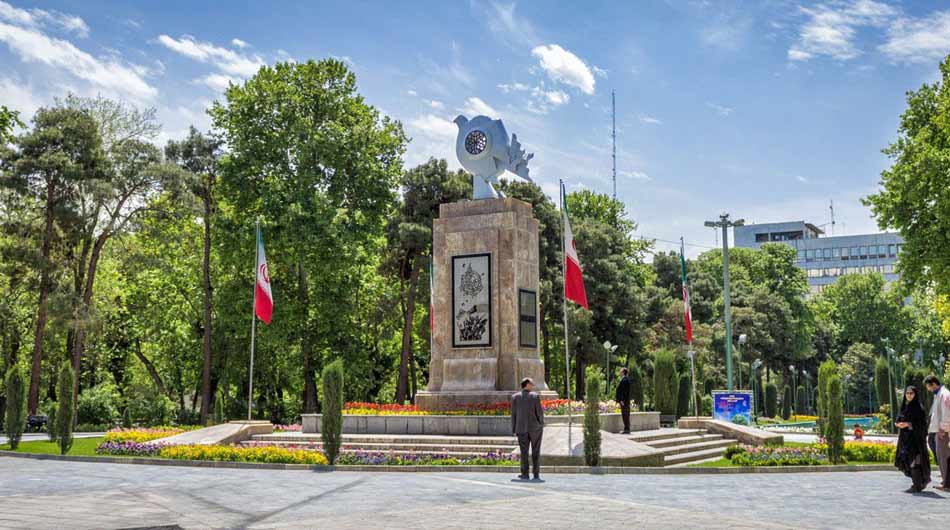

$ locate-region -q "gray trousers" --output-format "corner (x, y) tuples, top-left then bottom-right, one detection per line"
(937, 433), (950, 487)
(517, 429), (543, 477)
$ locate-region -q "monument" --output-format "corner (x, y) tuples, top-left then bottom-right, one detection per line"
(416, 114), (558, 410)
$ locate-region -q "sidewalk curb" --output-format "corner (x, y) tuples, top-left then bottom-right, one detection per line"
(0, 450), (897, 474)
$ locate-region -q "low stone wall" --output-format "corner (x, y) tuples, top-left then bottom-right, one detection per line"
(150, 421), (273, 446)
(677, 417), (784, 446)
(301, 412), (660, 436)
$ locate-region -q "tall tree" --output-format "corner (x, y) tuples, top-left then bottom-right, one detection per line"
(384, 158), (468, 403)
(4, 107), (105, 414)
(0, 106), (22, 144)
(165, 127), (222, 424)
(211, 59), (406, 412)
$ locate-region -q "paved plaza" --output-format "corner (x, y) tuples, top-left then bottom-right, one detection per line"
(1, 458), (948, 529)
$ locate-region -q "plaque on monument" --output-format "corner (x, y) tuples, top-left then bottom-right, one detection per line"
(452, 253), (492, 348)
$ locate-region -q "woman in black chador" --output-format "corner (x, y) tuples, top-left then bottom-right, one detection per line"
(895, 385), (932, 492)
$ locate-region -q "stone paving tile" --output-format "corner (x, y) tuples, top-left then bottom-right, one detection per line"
(2, 458), (950, 530)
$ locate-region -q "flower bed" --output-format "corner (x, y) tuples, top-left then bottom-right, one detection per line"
(95, 441), (165, 457)
(728, 444), (828, 466)
(342, 399), (623, 416)
(274, 424), (302, 432)
(334, 450), (518, 466)
(158, 444), (329, 465)
(103, 426), (198, 443)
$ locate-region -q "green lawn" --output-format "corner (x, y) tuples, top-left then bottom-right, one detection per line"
(0, 437), (104, 456)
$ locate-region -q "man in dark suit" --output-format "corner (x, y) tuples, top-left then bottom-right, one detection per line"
(615, 367), (632, 434)
(511, 377), (544, 480)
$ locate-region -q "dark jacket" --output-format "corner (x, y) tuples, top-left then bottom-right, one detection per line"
(615, 376), (631, 404)
(511, 390), (544, 435)
(896, 393), (932, 479)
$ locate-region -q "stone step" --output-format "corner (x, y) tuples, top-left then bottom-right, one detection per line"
(643, 434), (723, 449)
(254, 433), (517, 446)
(663, 446), (733, 466)
(241, 441), (517, 454)
(652, 438), (736, 457)
(625, 428), (707, 443)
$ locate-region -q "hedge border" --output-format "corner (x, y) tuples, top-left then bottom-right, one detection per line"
(0, 450), (897, 474)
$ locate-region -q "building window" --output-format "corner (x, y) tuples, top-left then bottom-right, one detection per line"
(841, 247), (850, 260)
(832, 247), (840, 259)
(823, 248), (832, 260)
(851, 246), (859, 259)
(518, 289), (537, 348)
(755, 233), (769, 242)
(888, 244), (896, 257)
(797, 250), (805, 262)
(806, 249), (815, 262)
(859, 246), (867, 259)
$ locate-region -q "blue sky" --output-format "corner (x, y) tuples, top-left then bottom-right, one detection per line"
(1, 1), (948, 256)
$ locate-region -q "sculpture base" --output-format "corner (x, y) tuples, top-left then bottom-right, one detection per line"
(415, 390), (558, 411)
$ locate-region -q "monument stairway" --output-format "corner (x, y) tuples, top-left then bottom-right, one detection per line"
(627, 428), (737, 467)
(244, 433), (519, 458)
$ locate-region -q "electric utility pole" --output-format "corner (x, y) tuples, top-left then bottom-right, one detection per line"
(704, 212), (744, 391)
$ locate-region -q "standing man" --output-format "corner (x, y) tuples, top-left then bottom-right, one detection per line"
(512, 377), (544, 481)
(925, 375), (950, 490)
(616, 367), (632, 434)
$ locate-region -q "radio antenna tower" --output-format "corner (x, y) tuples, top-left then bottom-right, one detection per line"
(611, 89), (617, 200)
(829, 200), (835, 236)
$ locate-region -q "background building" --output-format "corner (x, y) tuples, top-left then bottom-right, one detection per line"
(733, 221), (903, 294)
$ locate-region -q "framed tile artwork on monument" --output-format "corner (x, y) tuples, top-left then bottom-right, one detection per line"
(452, 253), (492, 348)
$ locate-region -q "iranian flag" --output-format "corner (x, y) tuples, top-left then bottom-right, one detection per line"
(254, 227), (273, 325)
(680, 238), (692, 344)
(561, 181), (589, 310)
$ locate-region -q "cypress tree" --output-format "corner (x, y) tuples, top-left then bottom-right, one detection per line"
(765, 382), (778, 418)
(781, 384), (792, 420)
(676, 374), (692, 418)
(796, 385), (806, 416)
(629, 366), (644, 409)
(825, 373), (845, 464)
(653, 349), (677, 415)
(56, 365), (75, 455)
(3, 367), (26, 450)
(46, 405), (57, 443)
(583, 368), (602, 467)
(321, 359), (344, 465)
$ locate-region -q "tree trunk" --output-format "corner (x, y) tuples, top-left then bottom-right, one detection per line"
(299, 262), (318, 413)
(409, 347), (417, 404)
(27, 180), (56, 416)
(71, 232), (108, 420)
(199, 190), (214, 425)
(396, 258), (422, 404)
(133, 339), (171, 399)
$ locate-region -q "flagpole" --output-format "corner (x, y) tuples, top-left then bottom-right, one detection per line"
(683, 237), (698, 418)
(247, 219), (259, 421)
(561, 180), (572, 453)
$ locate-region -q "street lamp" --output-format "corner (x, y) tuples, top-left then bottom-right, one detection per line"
(802, 370), (811, 414)
(885, 342), (896, 433)
(867, 375), (874, 414)
(751, 359), (763, 422)
(687, 349), (698, 417)
(603, 341), (618, 395)
(789, 364), (797, 420)
(737, 334), (747, 389)
(704, 213), (744, 391)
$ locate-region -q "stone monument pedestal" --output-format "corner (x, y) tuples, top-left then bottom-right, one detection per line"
(416, 198), (557, 410)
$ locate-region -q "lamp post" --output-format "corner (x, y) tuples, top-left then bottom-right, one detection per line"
(751, 359), (762, 422)
(789, 364), (797, 420)
(867, 375), (874, 414)
(737, 334), (747, 389)
(687, 349), (698, 417)
(704, 213), (744, 391)
(885, 344), (896, 433)
(603, 341), (618, 395)
(803, 370), (811, 414)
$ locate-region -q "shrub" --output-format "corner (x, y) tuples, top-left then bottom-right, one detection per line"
(629, 366), (644, 408)
(781, 385), (792, 420)
(874, 357), (893, 428)
(652, 349), (678, 415)
(127, 390), (176, 426)
(676, 374), (692, 418)
(796, 385), (806, 415)
(56, 364), (75, 455)
(817, 360), (837, 438)
(76, 381), (120, 426)
(321, 359), (344, 465)
(730, 445), (827, 466)
(159, 444), (328, 465)
(701, 395), (713, 416)
(765, 382), (778, 418)
(825, 373), (845, 464)
(724, 444), (746, 459)
(214, 393), (226, 424)
(583, 368), (603, 467)
(46, 405), (57, 443)
(3, 366), (26, 450)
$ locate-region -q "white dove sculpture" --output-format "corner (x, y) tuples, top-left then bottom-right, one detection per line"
(454, 114), (534, 200)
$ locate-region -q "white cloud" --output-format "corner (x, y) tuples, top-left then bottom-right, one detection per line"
(409, 114), (456, 140)
(880, 11), (950, 64)
(405, 113), (458, 168)
(526, 86), (570, 115)
(407, 89), (418, 96)
(197, 73), (238, 92)
(789, 0), (897, 61)
(231, 38), (248, 49)
(0, 1), (89, 37)
(705, 101), (733, 116)
(157, 34), (263, 77)
(621, 170), (651, 182)
(639, 115), (662, 125)
(497, 82), (530, 93)
(592, 65), (608, 78)
(460, 96), (498, 117)
(486, 2), (540, 48)
(531, 44), (596, 95)
(0, 21), (156, 101)
(796, 175), (809, 183)
(0, 75), (43, 119)
(428, 99), (445, 110)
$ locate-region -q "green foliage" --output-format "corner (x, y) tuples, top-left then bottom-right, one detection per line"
(781, 385), (792, 420)
(127, 390), (175, 426)
(796, 385), (806, 415)
(583, 368), (602, 467)
(825, 373), (845, 464)
(214, 393), (226, 424)
(321, 359), (345, 465)
(817, 360), (837, 437)
(652, 349), (678, 415)
(56, 365), (75, 455)
(3, 367), (26, 450)
(76, 381), (120, 426)
(874, 357), (894, 423)
(676, 374), (692, 418)
(628, 366), (644, 408)
(0, 105), (22, 143)
(865, 56), (950, 295)
(46, 405), (57, 442)
(817, 274), (911, 357)
(765, 382), (778, 418)
(903, 365), (933, 413)
(701, 395), (713, 416)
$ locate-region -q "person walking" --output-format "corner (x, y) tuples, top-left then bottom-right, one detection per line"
(615, 367), (632, 434)
(924, 375), (950, 490)
(894, 386), (931, 492)
(511, 377), (544, 481)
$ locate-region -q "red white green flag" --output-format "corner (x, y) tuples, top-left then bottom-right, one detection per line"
(562, 181), (589, 310)
(254, 226), (273, 325)
(680, 238), (692, 344)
